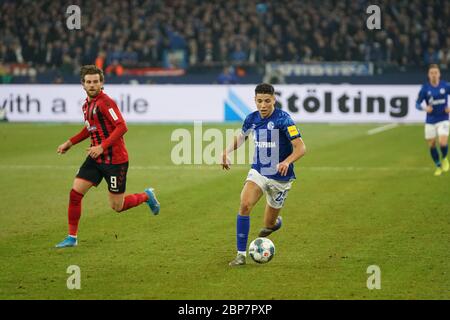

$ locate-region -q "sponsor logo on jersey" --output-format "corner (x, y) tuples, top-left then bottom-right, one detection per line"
(431, 99), (446, 105)
(255, 141), (277, 148)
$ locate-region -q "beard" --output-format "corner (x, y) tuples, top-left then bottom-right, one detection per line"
(86, 88), (100, 98)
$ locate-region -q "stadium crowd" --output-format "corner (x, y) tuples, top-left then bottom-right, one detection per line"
(0, 0), (449, 75)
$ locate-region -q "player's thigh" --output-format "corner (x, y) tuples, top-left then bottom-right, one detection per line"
(240, 181), (264, 213)
(74, 157), (102, 194)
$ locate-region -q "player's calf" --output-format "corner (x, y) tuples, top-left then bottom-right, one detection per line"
(113, 192), (150, 213)
(111, 202), (124, 212)
(108, 193), (125, 212)
(258, 216), (282, 237)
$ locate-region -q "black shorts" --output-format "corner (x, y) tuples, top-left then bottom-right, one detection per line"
(76, 156), (129, 194)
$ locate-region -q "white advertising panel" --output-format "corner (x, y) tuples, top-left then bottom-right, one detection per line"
(0, 84), (427, 123)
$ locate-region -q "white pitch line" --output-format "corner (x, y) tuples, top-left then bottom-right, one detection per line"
(0, 164), (431, 171)
(367, 123), (399, 135)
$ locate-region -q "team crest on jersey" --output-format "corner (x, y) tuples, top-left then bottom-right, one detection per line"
(267, 121), (275, 130)
(440, 88), (445, 94)
(428, 91), (431, 96)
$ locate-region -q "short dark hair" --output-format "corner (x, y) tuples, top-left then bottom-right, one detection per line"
(428, 64), (440, 71)
(80, 65), (104, 82)
(255, 83), (274, 95)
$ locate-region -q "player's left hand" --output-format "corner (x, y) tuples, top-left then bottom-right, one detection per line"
(445, 107), (450, 114)
(277, 161), (290, 176)
(221, 152), (231, 170)
(87, 145), (104, 159)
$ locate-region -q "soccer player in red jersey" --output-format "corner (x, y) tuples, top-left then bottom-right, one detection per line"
(55, 65), (160, 248)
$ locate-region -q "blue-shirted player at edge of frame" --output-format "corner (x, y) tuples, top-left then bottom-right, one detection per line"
(221, 83), (307, 266)
(416, 64), (450, 176)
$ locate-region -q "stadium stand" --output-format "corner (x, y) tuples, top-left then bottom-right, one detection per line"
(1, 0), (449, 83)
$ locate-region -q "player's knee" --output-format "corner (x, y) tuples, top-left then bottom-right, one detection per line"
(69, 189), (84, 205)
(239, 201), (253, 215)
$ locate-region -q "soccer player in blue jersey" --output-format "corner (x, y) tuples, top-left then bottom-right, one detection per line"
(221, 83), (306, 266)
(416, 64), (450, 176)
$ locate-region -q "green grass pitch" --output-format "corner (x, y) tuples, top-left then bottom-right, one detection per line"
(0, 122), (449, 299)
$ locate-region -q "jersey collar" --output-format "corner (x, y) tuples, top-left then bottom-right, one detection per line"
(428, 80), (441, 88)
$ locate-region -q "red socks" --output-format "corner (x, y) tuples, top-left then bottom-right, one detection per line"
(68, 189), (84, 236)
(67, 191), (148, 236)
(120, 193), (149, 212)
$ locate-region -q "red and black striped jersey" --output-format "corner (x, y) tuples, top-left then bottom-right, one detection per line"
(82, 91), (128, 164)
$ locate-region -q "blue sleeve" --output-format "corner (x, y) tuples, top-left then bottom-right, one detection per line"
(241, 115), (252, 136)
(416, 86), (426, 111)
(446, 82), (450, 95)
(279, 114), (301, 141)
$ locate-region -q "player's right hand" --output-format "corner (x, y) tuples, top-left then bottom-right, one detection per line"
(221, 152), (231, 170)
(426, 105), (433, 113)
(57, 140), (72, 154)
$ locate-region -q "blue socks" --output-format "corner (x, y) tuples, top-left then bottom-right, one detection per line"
(430, 147), (441, 167)
(430, 145), (448, 167)
(236, 214), (250, 253)
(440, 145), (448, 159)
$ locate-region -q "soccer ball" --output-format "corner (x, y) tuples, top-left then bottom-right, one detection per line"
(249, 237), (275, 264)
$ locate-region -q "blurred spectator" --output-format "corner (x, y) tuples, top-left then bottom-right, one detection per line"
(53, 73), (64, 84)
(217, 66), (238, 84)
(95, 51), (106, 70)
(424, 47), (440, 65)
(0, 61), (13, 84)
(263, 68), (286, 84)
(230, 43), (247, 63)
(105, 60), (124, 76)
(60, 54), (75, 75)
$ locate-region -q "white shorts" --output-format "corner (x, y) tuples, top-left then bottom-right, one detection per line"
(425, 120), (450, 140)
(245, 169), (293, 209)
